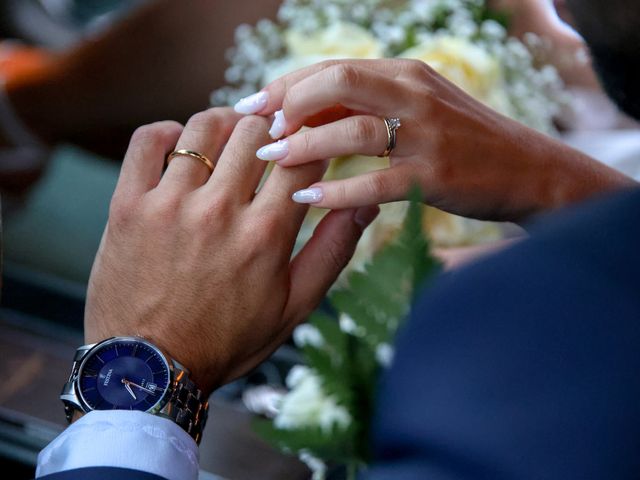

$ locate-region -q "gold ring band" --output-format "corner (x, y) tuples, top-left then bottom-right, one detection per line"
(167, 149), (214, 173)
(379, 117), (401, 158)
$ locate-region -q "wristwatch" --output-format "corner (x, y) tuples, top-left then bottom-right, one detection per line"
(60, 336), (209, 444)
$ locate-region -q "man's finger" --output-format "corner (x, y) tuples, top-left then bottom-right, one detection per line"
(253, 160), (329, 239)
(284, 206), (380, 323)
(205, 115), (271, 203)
(116, 121), (183, 198)
(159, 108), (241, 195)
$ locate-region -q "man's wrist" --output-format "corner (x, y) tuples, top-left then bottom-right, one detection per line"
(69, 410), (85, 424)
(84, 331), (215, 398)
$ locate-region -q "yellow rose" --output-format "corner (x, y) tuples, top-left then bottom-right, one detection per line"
(286, 22), (383, 58)
(263, 23), (383, 85)
(400, 36), (503, 104)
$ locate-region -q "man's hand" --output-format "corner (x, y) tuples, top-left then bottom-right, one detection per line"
(84, 108), (378, 397)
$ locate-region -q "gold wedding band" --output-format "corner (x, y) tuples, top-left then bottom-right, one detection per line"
(167, 149), (214, 173)
(379, 117), (402, 158)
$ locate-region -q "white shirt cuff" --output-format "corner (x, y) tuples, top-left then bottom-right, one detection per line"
(36, 410), (199, 480)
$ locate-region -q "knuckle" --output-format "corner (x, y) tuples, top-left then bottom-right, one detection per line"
(234, 115), (269, 137)
(282, 86), (303, 115)
(348, 116), (380, 145)
(248, 212), (281, 248)
(297, 130), (315, 156)
(198, 195), (234, 228)
(185, 109), (225, 134)
(322, 236), (350, 272)
(404, 58), (433, 78)
(258, 212), (281, 239)
(365, 171), (391, 199)
(108, 193), (139, 227)
(130, 122), (174, 146)
(145, 192), (182, 223)
(318, 59), (342, 71)
(331, 181), (349, 205)
(330, 64), (361, 90)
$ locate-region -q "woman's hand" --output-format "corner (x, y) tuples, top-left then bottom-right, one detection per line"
(84, 107), (378, 397)
(236, 59), (634, 223)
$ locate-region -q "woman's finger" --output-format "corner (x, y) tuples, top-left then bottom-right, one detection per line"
(233, 59), (411, 117)
(303, 104), (354, 127)
(159, 108), (241, 195)
(290, 163), (420, 209)
(256, 115), (413, 166)
(273, 64), (413, 139)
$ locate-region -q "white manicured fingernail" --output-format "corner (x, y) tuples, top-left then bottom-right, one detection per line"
(292, 187), (323, 204)
(269, 110), (287, 139)
(233, 91), (269, 114)
(256, 139), (289, 161)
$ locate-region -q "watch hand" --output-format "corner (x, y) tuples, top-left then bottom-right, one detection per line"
(121, 379), (137, 400)
(127, 380), (157, 395)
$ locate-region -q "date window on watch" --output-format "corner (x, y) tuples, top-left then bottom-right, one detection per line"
(147, 382), (157, 393)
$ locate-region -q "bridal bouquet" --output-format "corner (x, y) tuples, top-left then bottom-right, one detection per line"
(213, 0), (567, 264)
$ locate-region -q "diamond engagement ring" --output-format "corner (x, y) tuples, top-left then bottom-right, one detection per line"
(379, 117), (401, 157)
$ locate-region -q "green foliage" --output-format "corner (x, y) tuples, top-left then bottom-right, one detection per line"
(255, 195), (441, 475)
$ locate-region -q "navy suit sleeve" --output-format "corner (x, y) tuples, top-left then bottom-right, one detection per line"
(38, 467), (168, 480)
(367, 189), (640, 480)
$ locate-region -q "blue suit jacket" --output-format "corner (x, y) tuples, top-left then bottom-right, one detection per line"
(40, 188), (640, 480)
(369, 187), (640, 479)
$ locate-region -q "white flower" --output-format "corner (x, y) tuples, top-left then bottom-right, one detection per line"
(375, 343), (395, 368)
(293, 324), (325, 349)
(480, 19), (506, 41)
(287, 21), (383, 58)
(339, 313), (360, 335)
(285, 365), (312, 389)
(338, 313), (366, 337)
(447, 9), (477, 38)
(262, 22), (383, 85)
(275, 366), (352, 433)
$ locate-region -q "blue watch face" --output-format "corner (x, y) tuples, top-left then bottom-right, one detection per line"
(78, 338), (170, 412)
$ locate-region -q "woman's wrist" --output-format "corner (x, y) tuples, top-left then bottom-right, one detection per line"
(518, 129), (637, 221)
